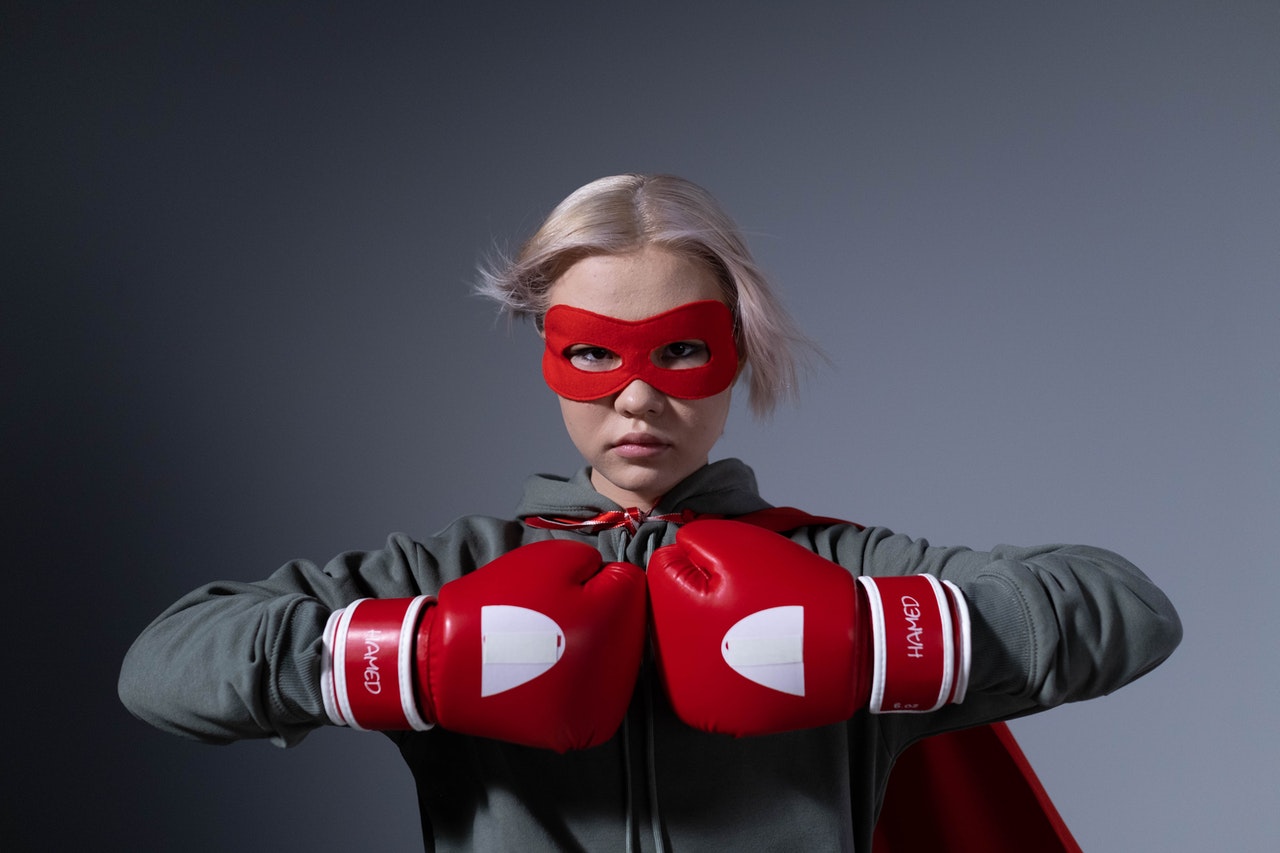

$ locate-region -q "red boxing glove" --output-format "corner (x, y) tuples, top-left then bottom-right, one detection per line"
(647, 520), (970, 737)
(321, 540), (647, 751)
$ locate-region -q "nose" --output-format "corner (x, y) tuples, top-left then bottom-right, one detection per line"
(614, 378), (666, 417)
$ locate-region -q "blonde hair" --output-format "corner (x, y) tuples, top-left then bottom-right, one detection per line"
(476, 174), (813, 417)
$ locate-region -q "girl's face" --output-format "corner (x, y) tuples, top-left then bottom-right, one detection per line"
(543, 246), (737, 510)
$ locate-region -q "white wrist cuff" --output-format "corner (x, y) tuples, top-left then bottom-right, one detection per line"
(858, 574), (971, 714)
(321, 596), (435, 731)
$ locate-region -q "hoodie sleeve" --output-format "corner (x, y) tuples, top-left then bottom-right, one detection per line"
(806, 525), (1182, 729)
(118, 519), (525, 747)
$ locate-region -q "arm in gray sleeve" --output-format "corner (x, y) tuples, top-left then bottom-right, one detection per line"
(118, 533), (447, 747)
(957, 542), (1181, 705)
(808, 526), (1183, 712)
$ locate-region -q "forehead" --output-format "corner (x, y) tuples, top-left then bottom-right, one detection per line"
(545, 246), (725, 321)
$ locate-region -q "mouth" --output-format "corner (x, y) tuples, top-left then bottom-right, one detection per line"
(611, 432), (671, 459)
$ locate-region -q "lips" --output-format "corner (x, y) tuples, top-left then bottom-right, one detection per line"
(611, 432), (671, 459)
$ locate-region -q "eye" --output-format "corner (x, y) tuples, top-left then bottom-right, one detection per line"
(653, 340), (710, 369)
(565, 344), (621, 372)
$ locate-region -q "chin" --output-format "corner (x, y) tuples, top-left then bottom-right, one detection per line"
(616, 472), (673, 498)
(595, 465), (678, 506)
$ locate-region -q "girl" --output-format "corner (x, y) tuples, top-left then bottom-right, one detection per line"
(120, 174), (1181, 852)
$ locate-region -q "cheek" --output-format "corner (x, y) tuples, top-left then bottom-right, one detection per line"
(710, 391), (734, 434)
(557, 398), (605, 445)
(682, 392), (733, 443)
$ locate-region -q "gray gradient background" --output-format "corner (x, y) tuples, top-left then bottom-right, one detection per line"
(5, 2), (1277, 850)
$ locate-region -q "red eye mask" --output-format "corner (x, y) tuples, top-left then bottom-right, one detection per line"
(542, 300), (739, 401)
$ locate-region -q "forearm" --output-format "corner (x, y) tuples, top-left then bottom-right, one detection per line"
(960, 542), (1182, 704)
(118, 533), (439, 746)
(811, 526), (1183, 708)
(119, 582), (330, 746)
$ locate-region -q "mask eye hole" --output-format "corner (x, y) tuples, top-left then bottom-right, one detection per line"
(652, 340), (710, 370)
(565, 345), (620, 372)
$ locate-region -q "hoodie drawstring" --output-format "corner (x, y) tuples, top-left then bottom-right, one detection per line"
(644, 661), (668, 853)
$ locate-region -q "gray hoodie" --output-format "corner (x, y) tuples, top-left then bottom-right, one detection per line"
(119, 459), (1181, 852)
